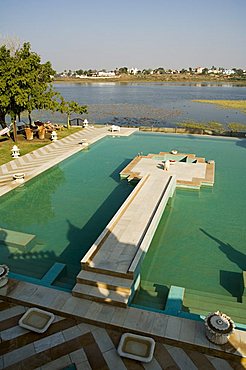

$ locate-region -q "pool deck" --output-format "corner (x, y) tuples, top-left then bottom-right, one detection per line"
(0, 127), (245, 368)
(0, 126), (138, 197)
(0, 280), (246, 369)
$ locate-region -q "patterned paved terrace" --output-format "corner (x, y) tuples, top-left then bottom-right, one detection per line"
(0, 299), (244, 370)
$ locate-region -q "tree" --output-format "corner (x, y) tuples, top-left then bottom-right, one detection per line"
(118, 67), (128, 74)
(0, 45), (13, 124)
(58, 98), (87, 128)
(0, 42), (56, 141)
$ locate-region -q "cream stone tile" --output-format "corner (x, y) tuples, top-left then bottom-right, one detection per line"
(76, 360), (92, 370)
(122, 307), (143, 330)
(136, 311), (155, 334)
(110, 307), (129, 327)
(40, 355), (72, 370)
(34, 332), (64, 353)
(62, 325), (81, 341)
(179, 318), (196, 344)
(69, 348), (88, 364)
(1, 324), (28, 340)
(150, 313), (169, 337)
(206, 355), (234, 370)
(4, 343), (35, 367)
(76, 322), (98, 335)
(0, 305), (26, 321)
(164, 344), (197, 370)
(48, 292), (71, 311)
(92, 327), (115, 352)
(103, 348), (127, 370)
(83, 301), (103, 321)
(96, 303), (116, 324)
(193, 321), (210, 347)
(143, 357), (162, 370)
(57, 296), (79, 314)
(165, 316), (182, 340)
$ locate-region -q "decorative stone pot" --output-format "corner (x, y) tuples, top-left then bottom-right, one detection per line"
(13, 173), (25, 184)
(205, 311), (235, 345)
(0, 265), (9, 287)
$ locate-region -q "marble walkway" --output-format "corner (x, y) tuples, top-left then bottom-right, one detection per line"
(0, 300), (242, 370)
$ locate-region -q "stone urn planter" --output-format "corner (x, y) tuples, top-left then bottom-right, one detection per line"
(25, 128), (33, 140)
(13, 173), (25, 184)
(0, 264), (9, 287)
(205, 311), (235, 344)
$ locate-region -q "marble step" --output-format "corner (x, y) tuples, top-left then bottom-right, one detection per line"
(72, 282), (130, 307)
(76, 270), (132, 293)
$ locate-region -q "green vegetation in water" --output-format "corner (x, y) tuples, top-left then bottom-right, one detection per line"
(193, 99), (246, 113)
(179, 121), (224, 133)
(179, 120), (246, 133)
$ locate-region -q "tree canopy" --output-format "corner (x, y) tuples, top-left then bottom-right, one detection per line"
(0, 41), (87, 140)
(58, 98), (87, 128)
(0, 42), (56, 127)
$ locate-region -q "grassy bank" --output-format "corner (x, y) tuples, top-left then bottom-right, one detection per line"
(0, 127), (81, 166)
(193, 100), (246, 113)
(54, 74), (246, 85)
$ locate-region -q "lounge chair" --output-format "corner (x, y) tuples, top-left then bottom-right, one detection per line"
(0, 123), (12, 137)
(110, 125), (121, 132)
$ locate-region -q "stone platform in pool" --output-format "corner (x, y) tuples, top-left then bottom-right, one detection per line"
(120, 151), (215, 189)
(73, 151), (215, 307)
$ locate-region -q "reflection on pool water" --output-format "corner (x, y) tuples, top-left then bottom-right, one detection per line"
(0, 133), (245, 310)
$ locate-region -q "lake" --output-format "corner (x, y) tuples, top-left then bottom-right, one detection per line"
(32, 82), (246, 127)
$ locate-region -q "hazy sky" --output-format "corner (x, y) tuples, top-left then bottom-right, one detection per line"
(1, 0), (246, 72)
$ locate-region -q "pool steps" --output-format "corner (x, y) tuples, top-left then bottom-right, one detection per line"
(72, 282), (130, 307)
(132, 280), (246, 326)
(76, 270), (132, 293)
(73, 173), (176, 306)
(184, 294), (246, 325)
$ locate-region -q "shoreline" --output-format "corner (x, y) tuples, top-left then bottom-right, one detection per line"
(54, 75), (246, 86)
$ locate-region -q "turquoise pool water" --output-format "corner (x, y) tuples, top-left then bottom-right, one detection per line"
(0, 133), (246, 294)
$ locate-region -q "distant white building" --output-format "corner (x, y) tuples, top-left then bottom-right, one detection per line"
(195, 67), (204, 74)
(128, 67), (139, 75)
(223, 69), (236, 75)
(97, 71), (116, 77)
(208, 68), (220, 74)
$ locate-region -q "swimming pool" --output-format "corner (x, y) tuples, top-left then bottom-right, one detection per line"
(0, 133), (246, 315)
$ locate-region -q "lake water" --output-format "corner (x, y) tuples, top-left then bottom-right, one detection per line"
(30, 82), (246, 128)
